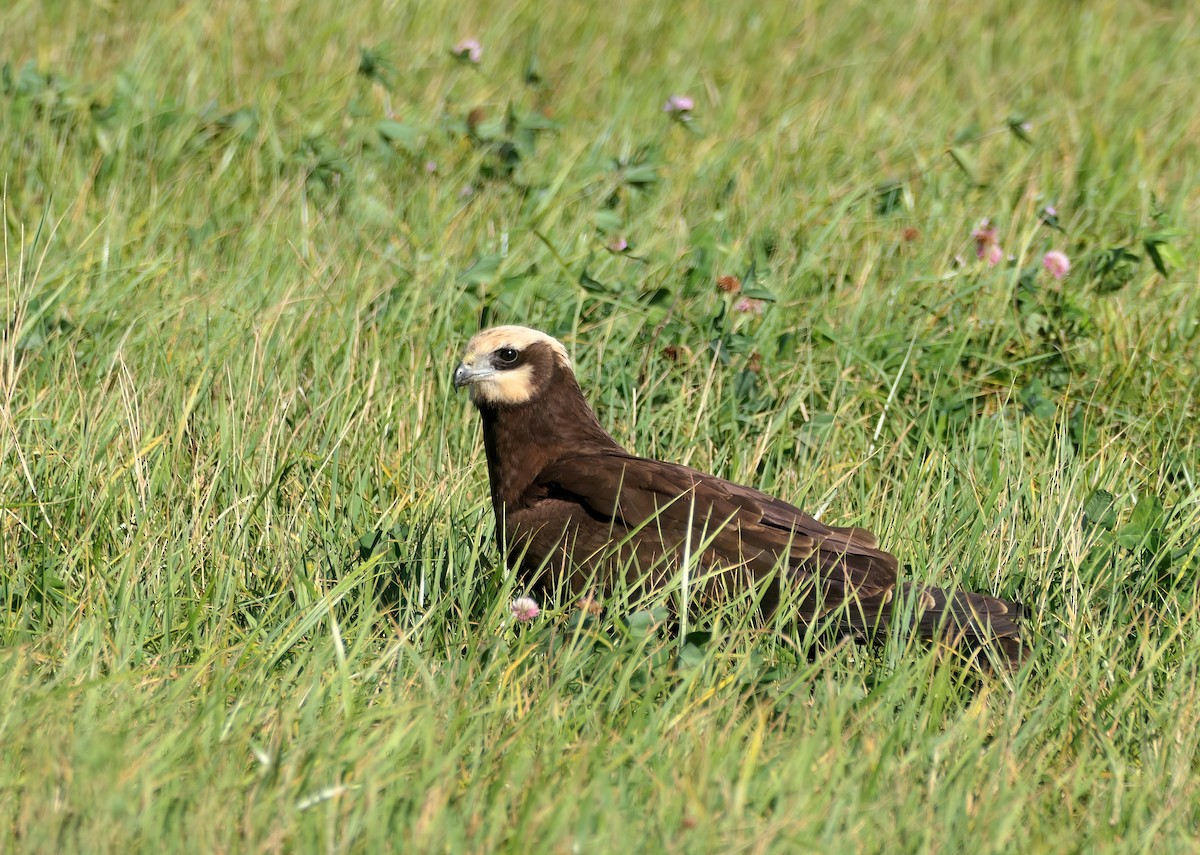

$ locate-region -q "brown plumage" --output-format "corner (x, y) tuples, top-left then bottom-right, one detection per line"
(454, 326), (1026, 670)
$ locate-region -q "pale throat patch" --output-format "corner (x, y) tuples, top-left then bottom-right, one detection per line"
(469, 364), (538, 405)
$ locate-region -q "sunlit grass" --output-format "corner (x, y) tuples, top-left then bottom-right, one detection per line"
(2, 0), (1199, 851)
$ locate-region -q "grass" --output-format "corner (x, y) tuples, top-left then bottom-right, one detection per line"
(2, 0), (1199, 851)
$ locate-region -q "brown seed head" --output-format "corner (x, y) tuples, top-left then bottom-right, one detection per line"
(716, 275), (742, 294)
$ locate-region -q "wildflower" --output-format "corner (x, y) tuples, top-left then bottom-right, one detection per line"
(453, 39), (482, 64)
(971, 219), (997, 251)
(971, 219), (1003, 266)
(510, 596), (540, 622)
(662, 95), (694, 118)
(608, 236), (629, 253)
(1042, 250), (1071, 280)
(901, 226), (920, 243)
(734, 297), (765, 315)
(424, 160), (438, 174)
(716, 274), (742, 294)
(1044, 205), (1057, 217)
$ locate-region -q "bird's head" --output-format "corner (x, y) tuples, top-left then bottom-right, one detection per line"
(453, 325), (573, 407)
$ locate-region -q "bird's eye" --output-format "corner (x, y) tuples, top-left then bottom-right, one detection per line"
(495, 347), (519, 366)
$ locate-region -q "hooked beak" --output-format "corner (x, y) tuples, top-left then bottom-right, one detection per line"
(453, 362), (493, 388)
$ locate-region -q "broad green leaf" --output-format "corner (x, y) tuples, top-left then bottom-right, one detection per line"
(376, 120), (421, 153)
(458, 254), (503, 285)
(593, 210), (623, 234)
(1118, 493), (1166, 552)
(1082, 489), (1118, 531)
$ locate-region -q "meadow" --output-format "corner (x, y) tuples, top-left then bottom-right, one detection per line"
(2, 0), (1199, 851)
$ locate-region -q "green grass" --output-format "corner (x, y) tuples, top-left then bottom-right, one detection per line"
(2, 0), (1199, 851)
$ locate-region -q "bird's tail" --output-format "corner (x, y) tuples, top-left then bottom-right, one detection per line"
(846, 583), (1027, 671)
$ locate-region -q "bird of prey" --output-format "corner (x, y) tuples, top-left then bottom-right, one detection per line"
(454, 325), (1025, 669)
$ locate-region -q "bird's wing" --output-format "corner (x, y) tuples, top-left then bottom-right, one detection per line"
(531, 453), (897, 600)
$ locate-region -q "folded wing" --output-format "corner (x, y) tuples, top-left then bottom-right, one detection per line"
(526, 452), (900, 618)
